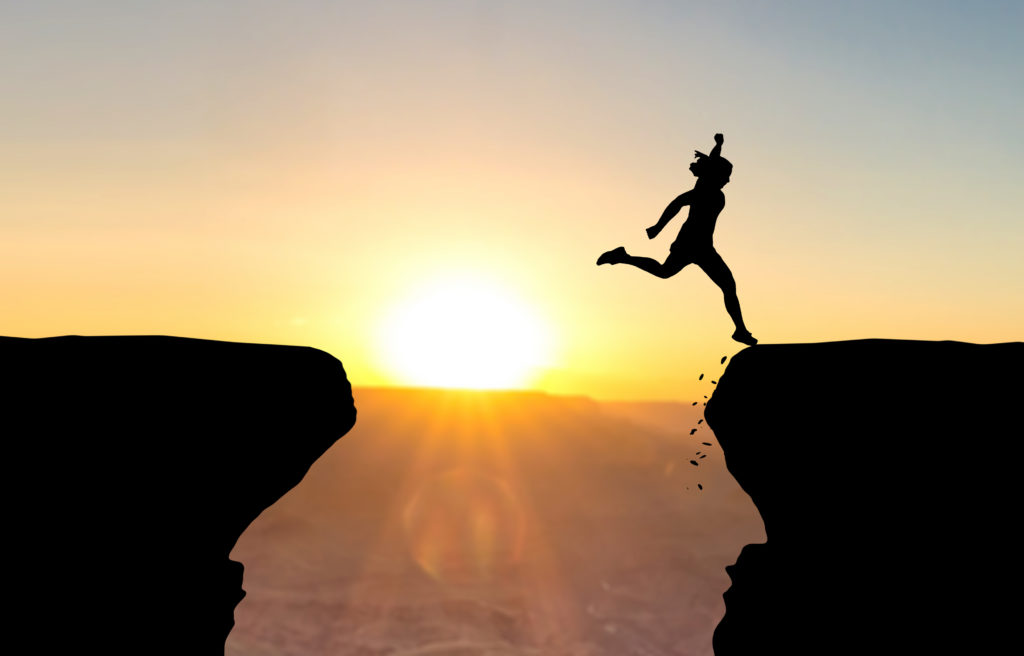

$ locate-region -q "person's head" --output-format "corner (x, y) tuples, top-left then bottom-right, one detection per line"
(689, 153), (732, 189)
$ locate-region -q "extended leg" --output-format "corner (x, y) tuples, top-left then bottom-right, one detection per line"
(696, 251), (757, 345)
(597, 247), (688, 279)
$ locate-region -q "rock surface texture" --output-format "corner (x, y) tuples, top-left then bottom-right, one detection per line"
(2, 336), (356, 655)
(705, 339), (1023, 655)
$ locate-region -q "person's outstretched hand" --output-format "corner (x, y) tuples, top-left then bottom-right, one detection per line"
(646, 225), (661, 239)
(714, 133), (724, 145)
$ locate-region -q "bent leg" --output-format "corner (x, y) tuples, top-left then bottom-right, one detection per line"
(696, 250), (756, 342)
(618, 248), (689, 279)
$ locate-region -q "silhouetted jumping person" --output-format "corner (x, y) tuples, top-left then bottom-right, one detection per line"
(597, 133), (757, 346)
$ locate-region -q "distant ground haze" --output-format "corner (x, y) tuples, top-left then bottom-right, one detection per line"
(228, 387), (763, 656)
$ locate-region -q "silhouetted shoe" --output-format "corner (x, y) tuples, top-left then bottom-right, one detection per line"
(732, 330), (758, 346)
(597, 246), (627, 265)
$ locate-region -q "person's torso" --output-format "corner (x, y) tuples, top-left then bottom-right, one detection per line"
(675, 189), (725, 246)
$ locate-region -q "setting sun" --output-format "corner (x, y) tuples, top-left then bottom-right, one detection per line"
(378, 276), (554, 389)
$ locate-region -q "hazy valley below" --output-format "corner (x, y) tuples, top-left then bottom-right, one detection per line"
(227, 387), (764, 656)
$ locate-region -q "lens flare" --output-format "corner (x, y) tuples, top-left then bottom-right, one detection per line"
(402, 469), (526, 584)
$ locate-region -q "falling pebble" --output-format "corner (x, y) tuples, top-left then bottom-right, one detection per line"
(690, 460), (698, 466)
(697, 419), (704, 424)
(702, 441), (712, 446)
(698, 484), (703, 490)
(698, 373), (704, 380)
(700, 454), (707, 459)
(721, 356), (727, 364)
(696, 451), (702, 455)
(690, 429), (698, 435)
(702, 402), (706, 406)
(692, 401), (698, 406)
(704, 395), (708, 398)
(711, 380), (717, 384)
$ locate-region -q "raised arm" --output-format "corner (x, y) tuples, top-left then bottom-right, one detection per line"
(695, 134), (724, 160)
(646, 190), (692, 239)
(709, 133), (723, 158)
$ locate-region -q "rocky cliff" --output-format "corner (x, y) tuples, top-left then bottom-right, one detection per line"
(705, 339), (1023, 654)
(1, 336), (356, 655)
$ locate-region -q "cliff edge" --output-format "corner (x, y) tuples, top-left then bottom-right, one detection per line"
(1, 336), (356, 655)
(706, 339), (1023, 655)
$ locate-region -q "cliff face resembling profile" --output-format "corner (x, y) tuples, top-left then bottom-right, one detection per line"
(1, 336), (356, 655)
(706, 339), (1023, 655)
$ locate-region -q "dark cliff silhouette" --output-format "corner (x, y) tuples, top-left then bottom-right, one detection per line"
(597, 133), (756, 346)
(705, 339), (1023, 655)
(1, 336), (356, 655)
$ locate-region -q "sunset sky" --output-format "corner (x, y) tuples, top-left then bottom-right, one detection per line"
(2, 1), (1021, 400)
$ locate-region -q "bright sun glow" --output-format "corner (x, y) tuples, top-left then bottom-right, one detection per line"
(379, 276), (553, 389)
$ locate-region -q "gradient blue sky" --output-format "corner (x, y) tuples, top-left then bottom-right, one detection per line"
(2, 1), (1021, 399)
